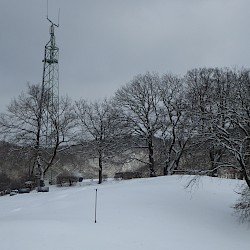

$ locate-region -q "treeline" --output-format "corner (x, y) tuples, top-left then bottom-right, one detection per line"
(0, 67), (250, 191)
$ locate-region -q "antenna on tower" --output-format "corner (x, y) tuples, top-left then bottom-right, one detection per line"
(35, 0), (61, 188)
(42, 0), (60, 145)
(46, 0), (60, 27)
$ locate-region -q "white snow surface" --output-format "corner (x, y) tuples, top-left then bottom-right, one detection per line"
(0, 176), (249, 250)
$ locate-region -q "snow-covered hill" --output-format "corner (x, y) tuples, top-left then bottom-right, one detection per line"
(0, 176), (249, 250)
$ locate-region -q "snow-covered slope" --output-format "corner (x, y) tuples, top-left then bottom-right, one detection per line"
(0, 176), (249, 250)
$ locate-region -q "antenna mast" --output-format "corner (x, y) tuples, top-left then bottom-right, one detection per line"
(42, 0), (60, 144)
(34, 1), (60, 187)
(42, 0), (60, 129)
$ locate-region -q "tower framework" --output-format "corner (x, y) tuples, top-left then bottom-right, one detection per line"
(34, 3), (60, 187)
(42, 22), (59, 118)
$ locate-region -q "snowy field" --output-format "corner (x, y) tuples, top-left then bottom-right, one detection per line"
(0, 176), (249, 250)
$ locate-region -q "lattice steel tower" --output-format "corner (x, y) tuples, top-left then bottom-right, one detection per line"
(42, 15), (59, 118)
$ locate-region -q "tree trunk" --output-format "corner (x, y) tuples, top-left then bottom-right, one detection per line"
(165, 161), (175, 175)
(238, 156), (250, 189)
(148, 135), (156, 177)
(39, 171), (45, 187)
(209, 147), (222, 177)
(36, 155), (45, 187)
(242, 167), (250, 189)
(98, 152), (103, 184)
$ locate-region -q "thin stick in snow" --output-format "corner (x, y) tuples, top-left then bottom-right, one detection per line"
(95, 189), (97, 223)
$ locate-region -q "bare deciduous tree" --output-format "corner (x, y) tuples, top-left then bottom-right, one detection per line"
(158, 73), (190, 175)
(0, 84), (75, 186)
(115, 72), (162, 176)
(185, 67), (250, 188)
(209, 69), (250, 188)
(75, 98), (127, 184)
(185, 68), (232, 176)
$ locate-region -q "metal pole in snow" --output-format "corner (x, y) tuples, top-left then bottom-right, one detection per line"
(95, 189), (97, 223)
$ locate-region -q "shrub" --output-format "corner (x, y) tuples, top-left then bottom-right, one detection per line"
(18, 188), (30, 194)
(24, 180), (36, 190)
(0, 173), (11, 191)
(114, 171), (142, 180)
(102, 174), (108, 182)
(233, 187), (250, 223)
(114, 172), (123, 180)
(37, 186), (49, 192)
(56, 171), (78, 186)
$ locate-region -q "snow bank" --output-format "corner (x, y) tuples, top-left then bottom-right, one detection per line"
(0, 176), (249, 250)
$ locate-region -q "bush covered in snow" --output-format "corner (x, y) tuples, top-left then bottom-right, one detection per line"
(56, 171), (79, 186)
(233, 187), (250, 223)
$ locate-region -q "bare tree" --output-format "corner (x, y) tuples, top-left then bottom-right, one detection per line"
(185, 67), (250, 188)
(158, 73), (190, 175)
(75, 98), (127, 184)
(0, 84), (76, 186)
(209, 68), (250, 188)
(114, 72), (162, 177)
(233, 187), (250, 223)
(185, 68), (232, 175)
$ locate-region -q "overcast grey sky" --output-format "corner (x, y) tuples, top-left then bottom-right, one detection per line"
(1, 0), (250, 112)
